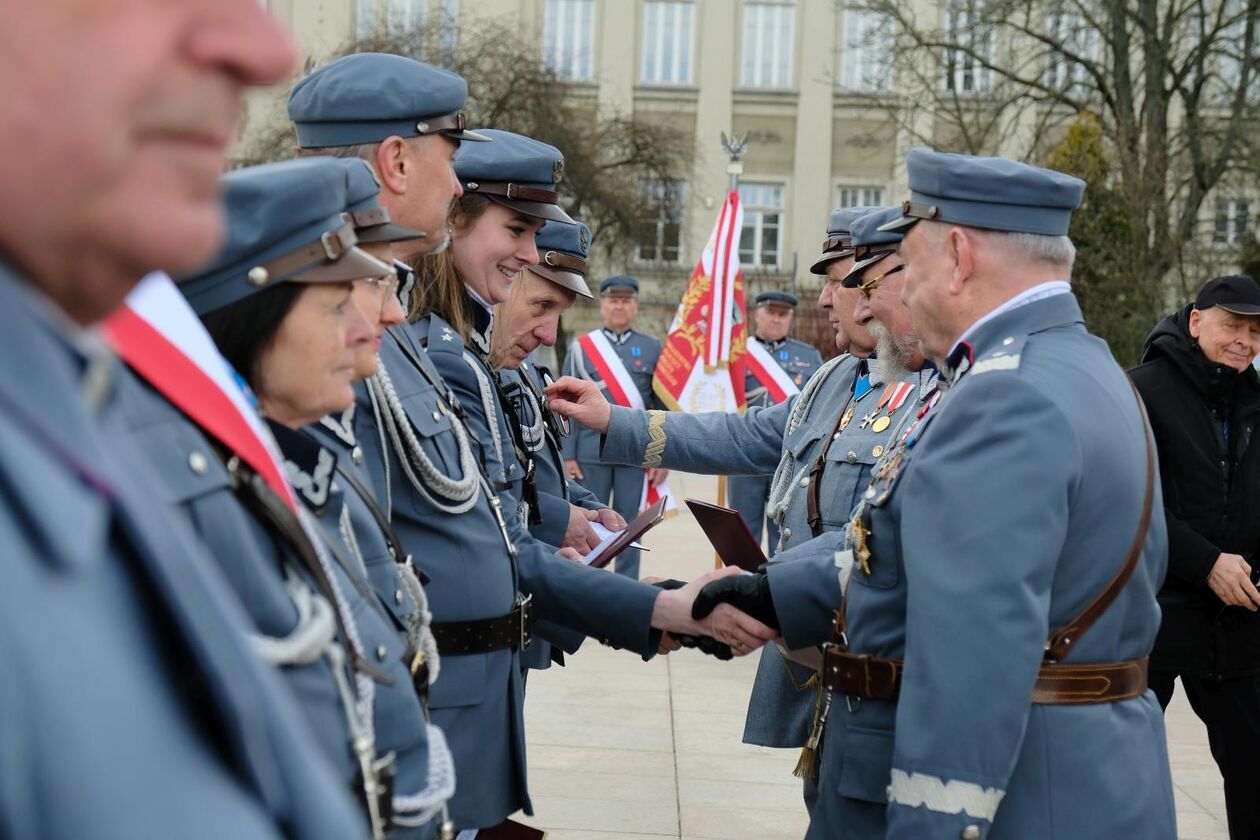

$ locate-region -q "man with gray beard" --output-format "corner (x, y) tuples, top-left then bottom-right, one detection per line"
(546, 206), (933, 813)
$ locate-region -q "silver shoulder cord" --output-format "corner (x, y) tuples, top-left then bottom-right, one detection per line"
(366, 357), (481, 515)
(462, 349), (506, 477)
(766, 354), (849, 526)
(335, 502), (454, 828)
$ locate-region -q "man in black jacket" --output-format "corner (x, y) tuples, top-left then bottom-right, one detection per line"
(1131, 274), (1260, 839)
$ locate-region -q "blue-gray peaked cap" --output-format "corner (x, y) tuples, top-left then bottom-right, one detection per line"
(340, 157), (427, 244)
(528, 221), (593, 298)
(809, 204), (883, 275)
(880, 147), (1085, 236)
(754, 290), (799, 308)
(599, 274), (639, 296)
(178, 157), (392, 315)
(843, 206), (904, 287)
(288, 52), (491, 147)
(454, 129), (575, 225)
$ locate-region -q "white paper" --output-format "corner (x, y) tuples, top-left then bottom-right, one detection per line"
(581, 521), (646, 566)
(455, 831), (478, 840)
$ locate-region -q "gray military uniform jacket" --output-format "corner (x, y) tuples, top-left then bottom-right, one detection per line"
(562, 327), (662, 462)
(0, 267), (363, 839)
(356, 312), (662, 830)
(743, 335), (825, 410)
(767, 293), (1175, 839)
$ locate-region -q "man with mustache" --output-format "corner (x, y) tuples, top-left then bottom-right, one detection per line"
(1130, 274), (1260, 838)
(0, 1), (369, 837)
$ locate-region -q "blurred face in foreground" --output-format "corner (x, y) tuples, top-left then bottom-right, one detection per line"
(0, 0), (295, 324)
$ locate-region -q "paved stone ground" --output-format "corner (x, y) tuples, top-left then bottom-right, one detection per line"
(515, 472), (1228, 839)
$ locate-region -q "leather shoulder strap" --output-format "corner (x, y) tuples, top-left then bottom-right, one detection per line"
(1044, 376), (1155, 662)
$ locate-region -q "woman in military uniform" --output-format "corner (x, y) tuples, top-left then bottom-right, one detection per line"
(109, 157), (453, 840)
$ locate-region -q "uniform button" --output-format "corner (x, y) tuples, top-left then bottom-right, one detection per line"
(508, 464), (516, 474)
(847, 451), (857, 463)
(395, 589), (405, 606)
(188, 452), (208, 475)
(1002, 336), (1014, 346)
(351, 445), (364, 465)
(832, 432), (841, 440)
(432, 410), (441, 422)
(885, 784), (892, 801)
(782, 527), (792, 539)
(376, 644), (389, 662)
(800, 477), (810, 487)
(961, 826), (981, 840)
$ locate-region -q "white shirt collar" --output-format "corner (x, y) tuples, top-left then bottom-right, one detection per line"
(950, 280), (1071, 358)
(464, 283), (494, 313)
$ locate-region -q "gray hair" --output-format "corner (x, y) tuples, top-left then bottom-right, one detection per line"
(295, 142), (380, 163)
(978, 228), (1077, 274)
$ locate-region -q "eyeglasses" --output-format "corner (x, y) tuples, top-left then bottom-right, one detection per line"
(359, 273), (400, 315)
(857, 264), (904, 298)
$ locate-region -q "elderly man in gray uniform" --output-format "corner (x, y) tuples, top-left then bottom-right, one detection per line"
(563, 274), (665, 578)
(0, 2), (369, 838)
(693, 149), (1176, 839)
(729, 290), (825, 552)
(545, 206), (930, 811)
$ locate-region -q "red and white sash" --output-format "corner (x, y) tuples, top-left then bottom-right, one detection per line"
(577, 329), (673, 514)
(103, 273), (298, 512)
(744, 338), (801, 404)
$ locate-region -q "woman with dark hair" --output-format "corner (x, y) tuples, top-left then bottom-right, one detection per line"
(107, 156), (454, 840)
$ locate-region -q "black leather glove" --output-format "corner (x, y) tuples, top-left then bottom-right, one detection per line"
(649, 580), (733, 658)
(691, 572), (779, 630)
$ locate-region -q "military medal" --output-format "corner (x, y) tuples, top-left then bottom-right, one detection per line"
(849, 510), (873, 575)
(839, 403), (857, 431)
(838, 374), (878, 431)
(870, 382), (915, 433)
(859, 384), (897, 429)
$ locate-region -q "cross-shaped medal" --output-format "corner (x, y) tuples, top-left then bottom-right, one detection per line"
(859, 409), (880, 429)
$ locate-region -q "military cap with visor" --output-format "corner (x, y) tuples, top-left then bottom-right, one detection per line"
(880, 147), (1085, 236)
(528, 221), (593, 298)
(598, 274), (640, 297)
(809, 205), (883, 275)
(453, 129), (575, 225)
(177, 157), (394, 315)
(287, 52), (490, 148)
(842, 206), (904, 288)
(754, 290), (799, 309)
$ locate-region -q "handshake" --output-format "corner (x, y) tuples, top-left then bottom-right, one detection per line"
(646, 567), (780, 660)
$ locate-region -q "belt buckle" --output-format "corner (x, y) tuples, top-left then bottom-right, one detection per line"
(517, 593), (534, 650)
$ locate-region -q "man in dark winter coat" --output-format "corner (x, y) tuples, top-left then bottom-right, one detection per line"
(1130, 274), (1260, 839)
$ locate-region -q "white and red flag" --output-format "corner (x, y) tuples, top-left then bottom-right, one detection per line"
(102, 272), (298, 511)
(652, 191), (747, 414)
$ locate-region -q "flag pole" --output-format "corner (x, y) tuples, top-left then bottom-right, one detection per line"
(715, 131), (749, 567)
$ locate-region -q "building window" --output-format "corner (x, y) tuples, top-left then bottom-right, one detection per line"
(739, 183), (784, 268)
(943, 0), (994, 93)
(839, 5), (893, 92)
(357, 0), (377, 41)
(388, 0), (426, 34)
(741, 2), (795, 89)
(1044, 14), (1097, 95)
(437, 0), (460, 62)
(642, 2), (695, 85)
(634, 180), (685, 263)
(544, 0), (597, 81)
(1214, 199), (1252, 245)
(838, 185), (884, 208)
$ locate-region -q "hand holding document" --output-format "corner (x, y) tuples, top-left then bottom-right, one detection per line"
(581, 497), (667, 569)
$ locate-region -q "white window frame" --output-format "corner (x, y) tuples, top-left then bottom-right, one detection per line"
(739, 182), (786, 269)
(943, 0), (994, 94)
(1044, 13), (1097, 96)
(740, 2), (796, 89)
(1214, 198), (1253, 246)
(387, 0), (426, 35)
(357, 0), (377, 42)
(634, 180), (687, 264)
(837, 184), (885, 208)
(839, 4), (893, 93)
(544, 0), (597, 82)
(642, 1), (696, 85)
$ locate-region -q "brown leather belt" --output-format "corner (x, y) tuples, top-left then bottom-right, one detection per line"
(430, 595), (534, 656)
(820, 649), (1149, 705)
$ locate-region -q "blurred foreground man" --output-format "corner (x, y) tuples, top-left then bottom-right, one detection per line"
(0, 3), (369, 838)
(695, 148), (1175, 838)
(1131, 274), (1260, 839)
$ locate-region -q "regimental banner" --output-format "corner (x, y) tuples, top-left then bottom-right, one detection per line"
(102, 272), (298, 512)
(652, 191), (747, 414)
(744, 337), (801, 404)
